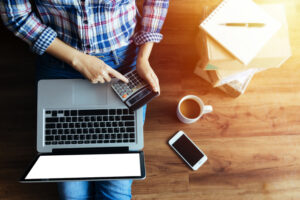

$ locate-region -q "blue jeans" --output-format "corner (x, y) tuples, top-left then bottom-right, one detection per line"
(57, 181), (133, 200)
(36, 43), (145, 200)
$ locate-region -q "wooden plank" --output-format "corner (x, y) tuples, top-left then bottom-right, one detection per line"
(1, 0), (300, 199)
(133, 172), (189, 194)
(133, 189), (300, 200)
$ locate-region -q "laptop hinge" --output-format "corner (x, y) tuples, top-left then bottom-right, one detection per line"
(52, 147), (129, 154)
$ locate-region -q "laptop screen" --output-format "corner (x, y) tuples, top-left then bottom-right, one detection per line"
(22, 152), (144, 181)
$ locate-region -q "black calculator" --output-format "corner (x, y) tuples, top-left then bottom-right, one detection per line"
(111, 69), (159, 111)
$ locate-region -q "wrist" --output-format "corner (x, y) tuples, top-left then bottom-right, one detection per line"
(137, 42), (153, 61)
(70, 50), (84, 70)
(45, 38), (84, 70)
(137, 56), (149, 63)
(136, 57), (150, 70)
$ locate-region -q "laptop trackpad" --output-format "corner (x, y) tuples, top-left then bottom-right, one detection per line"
(73, 81), (108, 106)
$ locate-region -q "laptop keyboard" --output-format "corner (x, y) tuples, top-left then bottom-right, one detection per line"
(44, 109), (136, 145)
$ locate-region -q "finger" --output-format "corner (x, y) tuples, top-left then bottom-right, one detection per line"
(107, 67), (128, 83)
(155, 83), (160, 94)
(146, 74), (158, 92)
(91, 79), (98, 84)
(91, 76), (100, 84)
(94, 76), (104, 84)
(151, 73), (159, 86)
(153, 74), (159, 84)
(102, 71), (111, 82)
(151, 73), (160, 93)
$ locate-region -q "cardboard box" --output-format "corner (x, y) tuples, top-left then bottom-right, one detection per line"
(194, 60), (254, 97)
(202, 4), (292, 71)
(194, 4), (291, 88)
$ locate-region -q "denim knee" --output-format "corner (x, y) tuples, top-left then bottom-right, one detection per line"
(57, 181), (93, 200)
(142, 105), (147, 125)
(94, 180), (133, 200)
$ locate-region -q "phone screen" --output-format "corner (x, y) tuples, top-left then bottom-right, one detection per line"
(172, 134), (204, 166)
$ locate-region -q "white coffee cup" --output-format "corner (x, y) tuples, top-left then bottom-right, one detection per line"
(177, 95), (213, 124)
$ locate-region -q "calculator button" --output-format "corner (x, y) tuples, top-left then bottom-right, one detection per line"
(122, 94), (127, 98)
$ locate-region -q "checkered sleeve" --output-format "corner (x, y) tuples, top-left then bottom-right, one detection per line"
(0, 0), (57, 55)
(134, 0), (169, 45)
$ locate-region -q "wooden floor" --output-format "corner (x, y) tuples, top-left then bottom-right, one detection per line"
(1, 0), (300, 199)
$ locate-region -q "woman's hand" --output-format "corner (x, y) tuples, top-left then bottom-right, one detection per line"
(136, 58), (160, 94)
(136, 42), (160, 94)
(72, 53), (128, 84)
(45, 38), (128, 84)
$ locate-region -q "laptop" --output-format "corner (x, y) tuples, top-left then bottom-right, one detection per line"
(20, 79), (146, 182)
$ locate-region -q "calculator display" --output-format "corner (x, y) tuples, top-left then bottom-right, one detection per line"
(129, 88), (151, 105)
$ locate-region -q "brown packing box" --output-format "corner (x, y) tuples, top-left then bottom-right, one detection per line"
(194, 60), (254, 97)
(194, 4), (291, 92)
(195, 7), (258, 88)
(206, 67), (257, 87)
(201, 4), (292, 72)
(194, 6), (256, 97)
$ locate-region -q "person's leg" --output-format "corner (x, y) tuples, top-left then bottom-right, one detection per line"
(57, 181), (94, 200)
(94, 180), (133, 200)
(36, 43), (142, 200)
(92, 44), (143, 200)
(36, 54), (94, 200)
(142, 105), (147, 125)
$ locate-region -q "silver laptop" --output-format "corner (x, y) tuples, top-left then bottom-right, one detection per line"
(20, 79), (145, 182)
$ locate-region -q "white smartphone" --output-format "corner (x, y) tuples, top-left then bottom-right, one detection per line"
(168, 130), (207, 170)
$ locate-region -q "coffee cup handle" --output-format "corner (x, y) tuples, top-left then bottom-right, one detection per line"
(203, 105), (213, 114)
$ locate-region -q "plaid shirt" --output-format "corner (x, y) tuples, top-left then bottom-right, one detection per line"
(0, 0), (169, 55)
